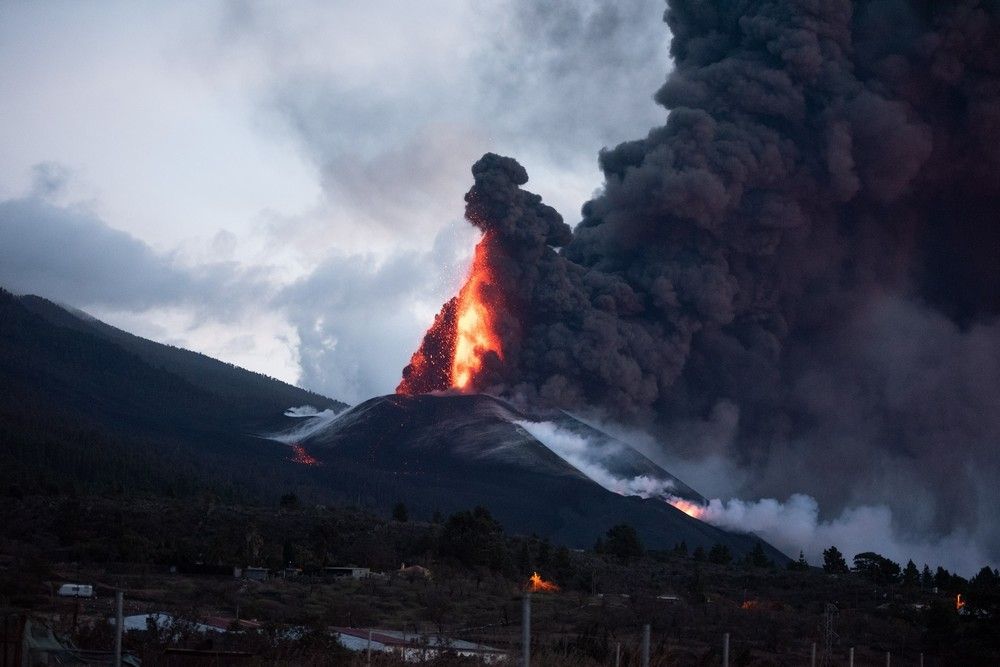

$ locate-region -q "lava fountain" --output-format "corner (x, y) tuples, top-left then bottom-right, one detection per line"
(397, 233), (505, 395)
(397, 153), (569, 396)
(451, 238), (503, 389)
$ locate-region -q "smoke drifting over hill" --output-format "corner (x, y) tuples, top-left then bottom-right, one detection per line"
(401, 1), (1000, 567)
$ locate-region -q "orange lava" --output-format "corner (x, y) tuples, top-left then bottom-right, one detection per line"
(667, 496), (707, 519)
(450, 238), (502, 389)
(956, 593), (965, 611)
(396, 234), (504, 395)
(289, 443), (319, 466)
(528, 572), (560, 593)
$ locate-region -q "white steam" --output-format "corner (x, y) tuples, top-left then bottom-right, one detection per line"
(514, 420), (677, 499)
(284, 405), (325, 418)
(264, 405), (346, 444)
(699, 495), (989, 575)
(516, 418), (992, 575)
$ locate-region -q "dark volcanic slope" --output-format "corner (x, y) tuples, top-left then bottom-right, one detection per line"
(0, 287), (342, 500)
(289, 393), (786, 561)
(16, 293), (345, 427)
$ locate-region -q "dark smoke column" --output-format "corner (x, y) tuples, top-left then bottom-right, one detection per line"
(402, 0), (1000, 561)
(396, 153), (571, 395)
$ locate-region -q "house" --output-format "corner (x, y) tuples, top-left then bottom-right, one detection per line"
(323, 566), (370, 579)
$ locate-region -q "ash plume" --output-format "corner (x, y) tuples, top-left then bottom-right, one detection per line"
(401, 0), (1000, 566)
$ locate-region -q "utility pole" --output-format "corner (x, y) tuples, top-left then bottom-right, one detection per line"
(641, 624), (650, 667)
(811, 642), (816, 667)
(614, 642), (620, 667)
(819, 603), (838, 666)
(113, 590), (123, 667)
(723, 632), (729, 667)
(849, 647), (854, 667)
(521, 594), (531, 667)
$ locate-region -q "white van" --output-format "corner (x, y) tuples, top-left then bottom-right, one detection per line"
(57, 584), (94, 598)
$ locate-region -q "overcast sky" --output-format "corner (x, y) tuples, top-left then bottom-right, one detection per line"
(0, 0), (670, 403)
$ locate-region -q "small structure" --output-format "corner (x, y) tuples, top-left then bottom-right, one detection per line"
(122, 612), (222, 635)
(57, 584), (93, 598)
(332, 627), (506, 663)
(323, 566), (370, 579)
(244, 566), (268, 581)
(398, 564), (432, 581)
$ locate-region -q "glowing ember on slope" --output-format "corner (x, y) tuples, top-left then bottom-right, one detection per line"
(956, 593), (965, 611)
(667, 496), (707, 519)
(527, 572), (559, 592)
(289, 443), (319, 466)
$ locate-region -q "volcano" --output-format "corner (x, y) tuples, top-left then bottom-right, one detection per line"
(272, 393), (788, 562)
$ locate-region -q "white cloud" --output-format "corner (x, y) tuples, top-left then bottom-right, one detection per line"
(0, 1), (670, 399)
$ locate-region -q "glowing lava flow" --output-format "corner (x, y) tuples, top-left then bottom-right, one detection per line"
(289, 443), (319, 466)
(528, 572), (559, 592)
(667, 496), (707, 519)
(450, 239), (502, 389)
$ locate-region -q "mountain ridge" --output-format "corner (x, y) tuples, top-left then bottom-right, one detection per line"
(279, 393), (787, 561)
(0, 287), (786, 562)
(0, 287), (341, 500)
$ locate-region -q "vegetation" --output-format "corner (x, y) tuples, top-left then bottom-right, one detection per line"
(2, 495), (998, 665)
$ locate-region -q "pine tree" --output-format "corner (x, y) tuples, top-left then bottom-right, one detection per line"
(902, 560), (920, 587)
(747, 541), (770, 567)
(921, 564), (934, 589)
(822, 546), (849, 574)
(709, 543), (733, 565)
(604, 524), (644, 561)
(788, 549), (809, 571)
(935, 566), (952, 590)
(391, 502), (408, 522)
(538, 539), (551, 567)
(517, 541), (531, 575)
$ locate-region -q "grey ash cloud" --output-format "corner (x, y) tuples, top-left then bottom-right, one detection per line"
(442, 1), (1000, 563)
(0, 164), (270, 318)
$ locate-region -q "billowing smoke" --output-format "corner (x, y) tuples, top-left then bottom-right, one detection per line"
(399, 1), (1000, 568)
(520, 417), (987, 573)
(397, 154), (573, 394)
